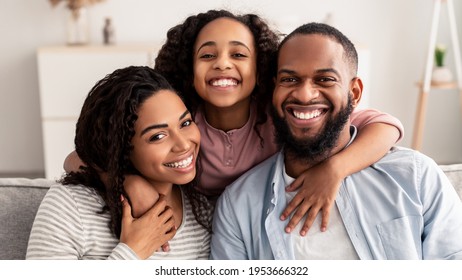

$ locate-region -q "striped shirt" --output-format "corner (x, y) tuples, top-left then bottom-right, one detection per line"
(26, 184), (211, 260)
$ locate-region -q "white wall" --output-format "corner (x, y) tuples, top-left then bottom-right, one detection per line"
(1, 0), (461, 174)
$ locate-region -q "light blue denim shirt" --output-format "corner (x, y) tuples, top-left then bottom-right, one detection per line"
(210, 138), (462, 259)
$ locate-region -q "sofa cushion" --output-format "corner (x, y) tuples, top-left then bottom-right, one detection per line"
(0, 178), (54, 260)
(439, 164), (462, 200)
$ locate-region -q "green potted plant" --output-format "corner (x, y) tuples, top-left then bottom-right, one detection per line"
(432, 44), (453, 83)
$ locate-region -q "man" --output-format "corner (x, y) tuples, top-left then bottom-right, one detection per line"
(210, 22), (462, 260)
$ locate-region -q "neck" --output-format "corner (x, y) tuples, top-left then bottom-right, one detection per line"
(203, 98), (251, 132)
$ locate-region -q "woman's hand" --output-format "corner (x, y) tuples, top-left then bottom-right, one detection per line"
(119, 194), (176, 259)
(281, 160), (342, 236)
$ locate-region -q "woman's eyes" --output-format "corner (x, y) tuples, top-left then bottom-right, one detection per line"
(147, 119), (193, 142)
(181, 119), (193, 128)
(149, 133), (166, 142)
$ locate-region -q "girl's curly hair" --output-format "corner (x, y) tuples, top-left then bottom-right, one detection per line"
(60, 66), (211, 237)
(154, 9), (281, 146)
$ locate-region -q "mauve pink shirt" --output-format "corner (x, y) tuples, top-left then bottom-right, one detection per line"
(194, 103), (403, 197)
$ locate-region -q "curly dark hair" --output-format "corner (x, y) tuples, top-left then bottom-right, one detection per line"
(60, 66), (211, 238)
(154, 9), (281, 146)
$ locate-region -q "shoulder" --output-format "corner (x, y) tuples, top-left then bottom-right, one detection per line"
(41, 183), (105, 213)
(375, 146), (439, 172)
(366, 146), (450, 194)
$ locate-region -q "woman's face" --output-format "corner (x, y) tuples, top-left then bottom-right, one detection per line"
(193, 17), (257, 110)
(130, 90), (200, 187)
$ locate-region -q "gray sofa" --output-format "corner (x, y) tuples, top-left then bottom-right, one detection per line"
(1, 164), (462, 260)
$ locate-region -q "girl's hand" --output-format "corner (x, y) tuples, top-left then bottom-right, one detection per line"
(120, 194), (176, 259)
(281, 160), (342, 236)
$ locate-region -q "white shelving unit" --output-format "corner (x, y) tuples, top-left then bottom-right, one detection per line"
(412, 0), (462, 150)
(37, 44), (159, 179)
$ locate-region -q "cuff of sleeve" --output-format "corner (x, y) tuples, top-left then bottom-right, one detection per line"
(108, 243), (141, 260)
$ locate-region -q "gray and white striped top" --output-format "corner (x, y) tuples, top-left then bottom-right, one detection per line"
(26, 184), (211, 260)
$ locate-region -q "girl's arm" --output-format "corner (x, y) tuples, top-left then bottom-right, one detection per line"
(281, 108), (403, 236)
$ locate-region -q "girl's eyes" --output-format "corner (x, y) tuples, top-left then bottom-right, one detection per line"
(232, 53), (247, 58)
(199, 53), (215, 59)
(198, 52), (248, 60)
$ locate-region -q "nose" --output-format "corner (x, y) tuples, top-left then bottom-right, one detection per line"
(293, 80), (320, 103)
(213, 54), (232, 70)
(171, 131), (191, 153)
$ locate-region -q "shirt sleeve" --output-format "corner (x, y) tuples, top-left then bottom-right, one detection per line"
(210, 190), (248, 260)
(350, 108), (404, 142)
(418, 154), (462, 259)
(25, 184), (139, 260)
(108, 243), (140, 260)
(26, 185), (86, 259)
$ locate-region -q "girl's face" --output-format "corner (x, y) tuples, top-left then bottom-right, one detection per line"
(130, 90), (200, 188)
(193, 17), (257, 110)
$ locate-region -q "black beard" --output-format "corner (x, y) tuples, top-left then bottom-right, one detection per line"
(271, 94), (354, 164)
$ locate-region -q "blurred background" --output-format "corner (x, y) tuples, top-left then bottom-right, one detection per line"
(1, 0), (461, 178)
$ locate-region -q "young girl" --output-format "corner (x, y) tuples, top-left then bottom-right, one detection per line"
(152, 10), (403, 235)
(27, 66), (212, 259)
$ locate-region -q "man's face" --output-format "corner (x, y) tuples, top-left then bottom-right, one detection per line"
(272, 34), (361, 161)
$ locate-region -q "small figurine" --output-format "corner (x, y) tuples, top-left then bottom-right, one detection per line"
(103, 17), (115, 45)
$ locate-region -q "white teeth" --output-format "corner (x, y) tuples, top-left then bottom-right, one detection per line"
(211, 79), (237, 87)
(164, 155), (193, 169)
(293, 110), (322, 120)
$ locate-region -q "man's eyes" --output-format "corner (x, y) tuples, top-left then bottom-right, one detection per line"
(279, 77), (298, 83)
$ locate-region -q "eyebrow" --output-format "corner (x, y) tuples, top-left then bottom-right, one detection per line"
(140, 109), (190, 137)
(196, 40), (251, 53)
(277, 68), (340, 76)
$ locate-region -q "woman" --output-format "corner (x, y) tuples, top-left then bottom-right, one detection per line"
(26, 66), (212, 259)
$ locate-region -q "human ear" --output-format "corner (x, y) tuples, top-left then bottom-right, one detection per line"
(350, 77), (363, 108)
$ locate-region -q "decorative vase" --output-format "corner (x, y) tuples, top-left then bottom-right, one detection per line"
(66, 6), (89, 45)
(432, 66), (453, 84)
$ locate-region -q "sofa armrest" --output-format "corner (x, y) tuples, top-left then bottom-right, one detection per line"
(439, 164), (462, 201)
(0, 178), (54, 260)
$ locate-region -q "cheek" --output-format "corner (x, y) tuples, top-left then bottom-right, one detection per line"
(189, 126), (201, 148)
(272, 89), (285, 115)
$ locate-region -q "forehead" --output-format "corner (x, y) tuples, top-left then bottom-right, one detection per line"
(194, 17), (255, 49)
(278, 34), (344, 73)
(136, 90), (185, 123)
